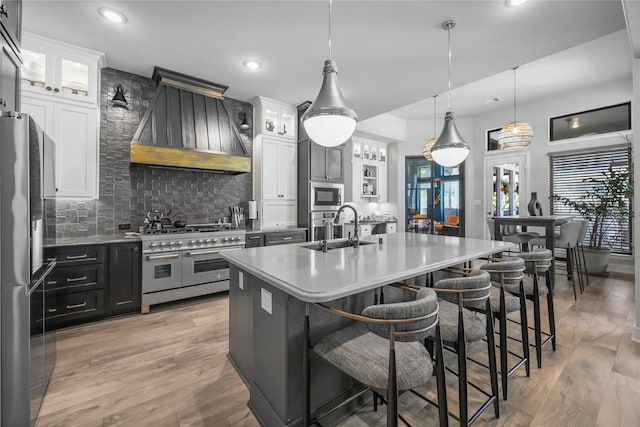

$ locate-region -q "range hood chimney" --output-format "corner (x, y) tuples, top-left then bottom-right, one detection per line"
(130, 67), (251, 173)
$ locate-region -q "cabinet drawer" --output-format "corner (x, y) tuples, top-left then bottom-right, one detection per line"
(45, 264), (104, 293)
(264, 231), (306, 246)
(51, 245), (105, 264)
(44, 290), (104, 321)
(246, 234), (264, 248)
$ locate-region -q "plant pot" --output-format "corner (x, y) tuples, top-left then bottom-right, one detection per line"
(582, 247), (612, 275)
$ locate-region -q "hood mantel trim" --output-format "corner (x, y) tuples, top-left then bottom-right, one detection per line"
(131, 144), (250, 173)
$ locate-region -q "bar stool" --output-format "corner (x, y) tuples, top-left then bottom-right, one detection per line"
(479, 257), (530, 401)
(304, 288), (449, 427)
(508, 250), (556, 369)
(427, 270), (500, 426)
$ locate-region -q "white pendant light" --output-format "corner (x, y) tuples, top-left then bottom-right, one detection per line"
(431, 20), (470, 168)
(497, 66), (533, 149)
(302, 0), (358, 147)
(423, 95), (438, 161)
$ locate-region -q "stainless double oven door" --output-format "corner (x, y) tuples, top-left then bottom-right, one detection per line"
(143, 247), (242, 293)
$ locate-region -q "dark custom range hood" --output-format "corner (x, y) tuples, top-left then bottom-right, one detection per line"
(131, 67), (251, 173)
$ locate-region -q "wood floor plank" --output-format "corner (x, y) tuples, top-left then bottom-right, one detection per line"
(35, 274), (638, 427)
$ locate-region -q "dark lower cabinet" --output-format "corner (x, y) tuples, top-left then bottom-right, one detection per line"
(246, 229), (307, 248)
(45, 241), (141, 330)
(108, 242), (141, 315)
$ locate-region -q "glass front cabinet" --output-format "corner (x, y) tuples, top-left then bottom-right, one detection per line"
(21, 33), (104, 106)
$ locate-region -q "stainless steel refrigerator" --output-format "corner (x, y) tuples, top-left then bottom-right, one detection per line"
(1, 111), (57, 426)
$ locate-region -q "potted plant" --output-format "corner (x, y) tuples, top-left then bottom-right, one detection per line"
(554, 164), (633, 274)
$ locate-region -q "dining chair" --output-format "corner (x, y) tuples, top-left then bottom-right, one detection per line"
(305, 287), (448, 427)
(487, 219), (536, 252)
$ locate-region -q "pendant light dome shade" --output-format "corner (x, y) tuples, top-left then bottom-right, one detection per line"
(431, 111), (470, 167)
(302, 59), (358, 147)
(497, 66), (533, 149)
(431, 20), (470, 168)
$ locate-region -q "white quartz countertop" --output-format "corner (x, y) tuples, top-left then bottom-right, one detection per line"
(221, 232), (515, 302)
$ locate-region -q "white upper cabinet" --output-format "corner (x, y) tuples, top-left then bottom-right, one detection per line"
(20, 33), (104, 199)
(21, 33), (105, 106)
(262, 138), (297, 201)
(22, 96), (98, 199)
(257, 96), (297, 142)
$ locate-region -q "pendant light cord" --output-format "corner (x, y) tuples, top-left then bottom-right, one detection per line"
(432, 95), (437, 138)
(328, 0), (332, 60)
(447, 24), (452, 112)
(512, 66), (518, 123)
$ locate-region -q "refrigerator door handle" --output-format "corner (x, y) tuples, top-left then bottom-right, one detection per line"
(27, 259), (56, 295)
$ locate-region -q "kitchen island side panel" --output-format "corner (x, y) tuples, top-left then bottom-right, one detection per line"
(229, 267), (370, 426)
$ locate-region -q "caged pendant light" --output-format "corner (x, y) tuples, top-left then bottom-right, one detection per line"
(302, 0), (358, 148)
(423, 95), (438, 161)
(497, 66), (533, 149)
(431, 20), (470, 168)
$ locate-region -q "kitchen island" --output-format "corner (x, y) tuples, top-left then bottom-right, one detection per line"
(222, 232), (514, 426)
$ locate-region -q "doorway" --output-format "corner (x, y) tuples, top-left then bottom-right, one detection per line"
(483, 152), (530, 239)
(405, 156), (464, 236)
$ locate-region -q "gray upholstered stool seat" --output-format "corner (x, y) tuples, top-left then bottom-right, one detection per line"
(517, 249), (552, 275)
(489, 287), (520, 312)
(429, 269), (499, 423)
(314, 323), (433, 391)
(479, 256), (530, 401)
(306, 287), (447, 426)
(432, 300), (486, 343)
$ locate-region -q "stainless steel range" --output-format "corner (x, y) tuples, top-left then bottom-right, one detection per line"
(140, 224), (246, 313)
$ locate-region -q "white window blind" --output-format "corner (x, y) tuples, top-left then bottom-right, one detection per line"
(549, 146), (632, 255)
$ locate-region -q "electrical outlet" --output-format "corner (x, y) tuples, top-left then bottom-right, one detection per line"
(118, 223), (131, 230)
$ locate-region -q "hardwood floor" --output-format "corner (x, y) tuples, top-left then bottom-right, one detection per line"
(37, 271), (638, 427)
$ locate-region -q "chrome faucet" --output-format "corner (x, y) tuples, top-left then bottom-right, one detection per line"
(334, 204), (359, 248)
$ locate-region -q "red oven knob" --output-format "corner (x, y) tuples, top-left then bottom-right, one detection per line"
(189, 240), (197, 245)
(212, 238), (218, 243)
(177, 241), (184, 245)
(198, 239), (205, 244)
(205, 239), (212, 243)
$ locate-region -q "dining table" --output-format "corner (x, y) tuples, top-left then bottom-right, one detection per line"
(492, 215), (573, 288)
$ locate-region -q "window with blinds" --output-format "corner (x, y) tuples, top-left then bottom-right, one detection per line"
(550, 146), (632, 255)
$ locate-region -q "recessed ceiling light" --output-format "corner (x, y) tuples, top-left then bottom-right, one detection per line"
(485, 97), (501, 104)
(505, 0), (528, 7)
(99, 8), (127, 24)
(243, 60), (262, 71)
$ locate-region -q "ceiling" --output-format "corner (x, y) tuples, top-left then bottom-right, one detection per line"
(22, 1), (629, 121)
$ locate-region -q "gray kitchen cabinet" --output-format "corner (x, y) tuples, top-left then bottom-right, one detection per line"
(0, 0), (21, 52)
(310, 143), (343, 182)
(0, 38), (20, 112)
(246, 230), (307, 247)
(245, 233), (264, 248)
(44, 240), (141, 329)
(264, 230), (306, 246)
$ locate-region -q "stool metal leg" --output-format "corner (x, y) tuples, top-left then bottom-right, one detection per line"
(546, 270), (557, 351)
(580, 244), (590, 287)
(486, 299), (500, 418)
(458, 307), (469, 426)
(498, 289), (508, 400)
(532, 273), (543, 369)
(519, 279), (531, 377)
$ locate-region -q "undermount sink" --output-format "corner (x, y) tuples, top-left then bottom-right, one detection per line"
(303, 240), (375, 251)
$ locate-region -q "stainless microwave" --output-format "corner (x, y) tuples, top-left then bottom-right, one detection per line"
(310, 182), (343, 211)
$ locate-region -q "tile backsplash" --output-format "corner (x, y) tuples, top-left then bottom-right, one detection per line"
(53, 67), (253, 238)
